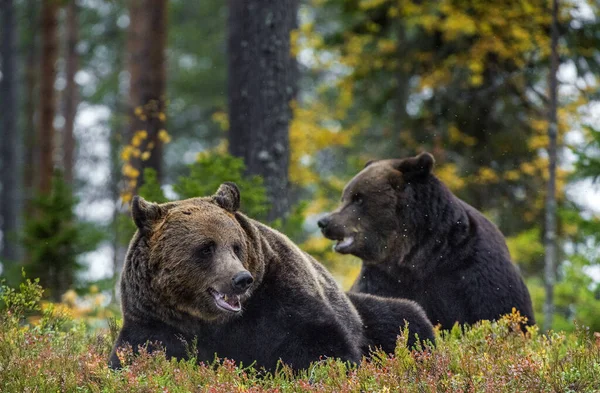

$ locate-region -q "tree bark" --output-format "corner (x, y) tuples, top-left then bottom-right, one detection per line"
(62, 0), (79, 185)
(22, 0), (38, 213)
(127, 0), (167, 194)
(227, 0), (298, 221)
(1, 0), (22, 262)
(544, 0), (559, 332)
(38, 0), (59, 194)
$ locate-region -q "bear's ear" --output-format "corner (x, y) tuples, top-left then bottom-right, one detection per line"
(364, 159), (378, 168)
(131, 195), (167, 235)
(213, 182), (241, 213)
(394, 152), (435, 180)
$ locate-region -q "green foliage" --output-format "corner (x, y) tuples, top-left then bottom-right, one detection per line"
(1, 286), (600, 392)
(506, 228), (545, 276)
(0, 273), (43, 323)
(572, 126), (600, 184)
(173, 153), (270, 220)
(139, 152), (270, 220)
(19, 172), (104, 301)
(137, 168), (170, 204)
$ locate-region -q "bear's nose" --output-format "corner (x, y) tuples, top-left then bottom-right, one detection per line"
(232, 271), (254, 292)
(317, 215), (330, 229)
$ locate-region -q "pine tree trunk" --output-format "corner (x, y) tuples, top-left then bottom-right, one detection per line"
(1, 0), (22, 262)
(38, 0), (58, 194)
(544, 0), (559, 332)
(62, 0), (79, 185)
(22, 0), (38, 214)
(126, 0), (167, 195)
(227, 0), (298, 221)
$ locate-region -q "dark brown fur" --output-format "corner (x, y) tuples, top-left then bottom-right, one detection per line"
(319, 153), (535, 330)
(109, 183), (364, 371)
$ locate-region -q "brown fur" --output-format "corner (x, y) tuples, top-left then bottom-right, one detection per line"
(110, 183), (364, 371)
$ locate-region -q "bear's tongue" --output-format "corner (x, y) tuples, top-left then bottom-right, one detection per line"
(335, 236), (354, 252)
(211, 290), (242, 312)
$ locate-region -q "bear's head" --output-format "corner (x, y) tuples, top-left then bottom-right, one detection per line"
(129, 182), (264, 323)
(318, 152), (435, 264)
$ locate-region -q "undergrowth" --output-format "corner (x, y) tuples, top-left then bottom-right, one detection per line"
(1, 279), (599, 392)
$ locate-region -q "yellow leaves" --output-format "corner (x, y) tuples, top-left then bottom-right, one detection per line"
(141, 151), (151, 161)
(131, 130), (147, 147)
(435, 163), (465, 192)
(475, 167), (500, 184)
(289, 99), (354, 186)
(377, 38), (396, 55)
(448, 125), (477, 147)
(211, 110), (230, 131)
(122, 164), (140, 179)
(158, 129), (171, 144)
(520, 162), (538, 177)
(441, 11), (477, 41)
(157, 112), (167, 122)
(358, 0), (388, 11)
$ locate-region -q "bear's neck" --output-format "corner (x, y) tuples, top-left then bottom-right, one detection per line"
(375, 178), (474, 278)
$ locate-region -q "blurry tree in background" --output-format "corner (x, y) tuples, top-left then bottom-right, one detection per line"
(22, 172), (104, 302)
(544, 0), (560, 332)
(62, 0), (79, 185)
(122, 0), (168, 199)
(21, 0), (39, 214)
(228, 0), (299, 221)
(38, 0), (58, 195)
(0, 0), (22, 264)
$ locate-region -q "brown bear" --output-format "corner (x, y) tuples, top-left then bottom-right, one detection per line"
(347, 292), (435, 354)
(109, 183), (433, 370)
(109, 183), (364, 371)
(318, 152), (535, 330)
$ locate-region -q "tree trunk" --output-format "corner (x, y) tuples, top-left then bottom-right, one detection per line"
(62, 0), (79, 185)
(125, 0), (167, 196)
(1, 0), (22, 263)
(544, 0), (559, 332)
(22, 0), (38, 214)
(38, 0), (58, 194)
(227, 0), (298, 221)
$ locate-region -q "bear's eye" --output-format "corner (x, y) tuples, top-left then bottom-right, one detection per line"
(352, 194), (364, 206)
(196, 242), (215, 257)
(233, 243), (242, 258)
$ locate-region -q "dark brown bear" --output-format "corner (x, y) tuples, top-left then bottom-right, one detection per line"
(109, 183), (364, 371)
(318, 152), (535, 330)
(347, 292), (435, 354)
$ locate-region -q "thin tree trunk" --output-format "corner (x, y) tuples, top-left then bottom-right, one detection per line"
(127, 0), (142, 138)
(393, 22), (410, 158)
(62, 0), (79, 185)
(38, 0), (58, 194)
(227, 0), (298, 222)
(544, 0), (559, 332)
(22, 0), (38, 214)
(1, 0), (22, 262)
(127, 0), (167, 194)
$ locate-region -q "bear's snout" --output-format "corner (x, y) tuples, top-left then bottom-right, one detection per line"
(231, 271), (254, 293)
(317, 215), (331, 230)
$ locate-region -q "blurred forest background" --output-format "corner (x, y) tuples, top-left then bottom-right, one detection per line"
(0, 0), (599, 332)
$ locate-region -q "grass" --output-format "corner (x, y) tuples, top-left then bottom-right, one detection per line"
(1, 279), (599, 392)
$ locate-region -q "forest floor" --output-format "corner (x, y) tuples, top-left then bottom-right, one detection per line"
(1, 279), (599, 393)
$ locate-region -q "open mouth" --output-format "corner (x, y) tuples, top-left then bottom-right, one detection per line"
(334, 236), (355, 253)
(208, 288), (242, 313)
